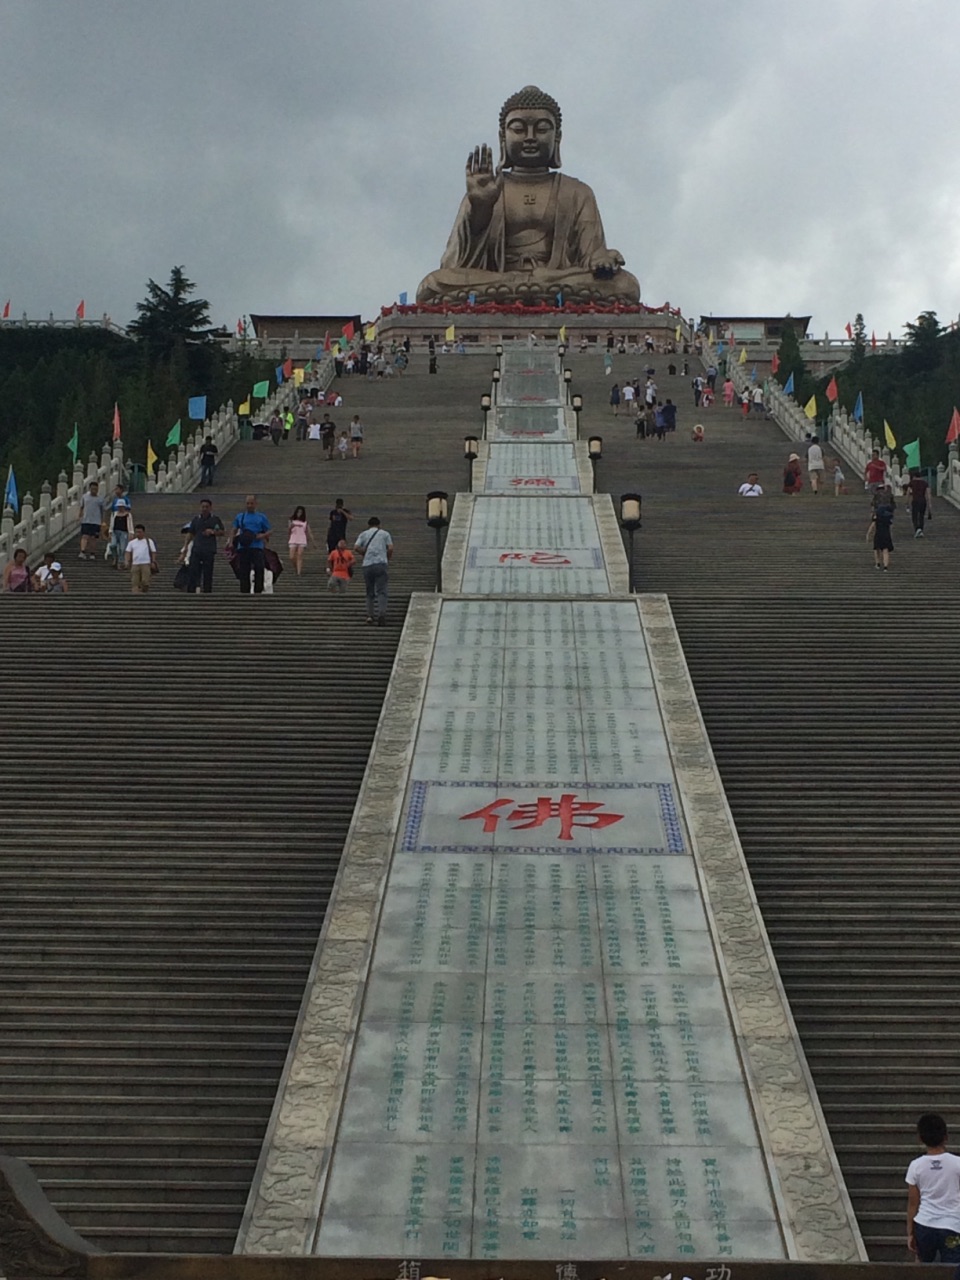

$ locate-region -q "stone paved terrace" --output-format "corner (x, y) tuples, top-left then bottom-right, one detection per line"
(238, 352), (863, 1264)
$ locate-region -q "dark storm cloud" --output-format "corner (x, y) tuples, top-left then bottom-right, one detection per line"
(1, 0), (958, 336)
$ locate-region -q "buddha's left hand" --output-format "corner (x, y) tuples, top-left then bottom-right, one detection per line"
(588, 248), (625, 273)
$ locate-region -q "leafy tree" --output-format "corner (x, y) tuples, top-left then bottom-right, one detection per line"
(128, 266), (215, 357)
(850, 313), (867, 372)
(902, 310), (943, 375)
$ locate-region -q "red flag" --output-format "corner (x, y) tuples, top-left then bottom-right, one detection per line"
(2, 300), (9, 320)
(770, 352), (780, 374)
(236, 318), (244, 337)
(323, 330), (331, 352)
(825, 375), (839, 403)
(947, 407), (960, 445)
(871, 330), (877, 350)
(342, 321), (355, 342)
(76, 299), (85, 320)
(845, 322), (853, 340)
(112, 402), (121, 441)
(282, 358), (293, 378)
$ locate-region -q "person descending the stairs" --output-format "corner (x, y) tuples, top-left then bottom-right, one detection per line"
(906, 1112), (960, 1266)
(906, 467), (932, 538)
(77, 481), (105, 560)
(182, 497), (225, 594)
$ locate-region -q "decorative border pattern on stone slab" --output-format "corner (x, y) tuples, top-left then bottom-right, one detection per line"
(637, 593), (867, 1264)
(441, 494), (473, 594)
(236, 595), (442, 1257)
(593, 493), (630, 594)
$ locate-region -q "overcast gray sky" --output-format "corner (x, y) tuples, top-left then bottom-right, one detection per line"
(3, 0), (958, 338)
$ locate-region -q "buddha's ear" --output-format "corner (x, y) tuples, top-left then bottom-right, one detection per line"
(498, 132), (507, 170)
(551, 134), (562, 169)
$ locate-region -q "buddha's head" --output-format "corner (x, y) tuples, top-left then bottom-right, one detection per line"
(499, 84), (562, 170)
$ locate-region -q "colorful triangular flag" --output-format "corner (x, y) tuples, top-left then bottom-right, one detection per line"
(946, 407), (960, 445)
(884, 419), (896, 449)
(187, 396), (206, 421)
(146, 440), (158, 473)
(76, 299), (85, 321)
(4, 464), (18, 514)
(112, 402), (121, 441)
(67, 423), (79, 463)
(783, 372), (795, 396)
(845, 322), (853, 340)
(323, 331), (331, 352)
(275, 365), (284, 384)
(902, 439), (921, 469)
(238, 398), (251, 417)
(342, 322), (355, 343)
(304, 360), (313, 373)
(293, 368), (304, 386)
(236, 318), (244, 337)
(738, 347), (747, 365)
(365, 325), (376, 343)
(559, 325), (567, 343)
(675, 323), (682, 341)
(804, 395), (817, 420)
(853, 391), (864, 423)
(166, 420), (182, 448)
(282, 358), (293, 379)
(252, 380), (269, 399)
(445, 324), (455, 342)
(825, 375), (839, 403)
(770, 352), (780, 374)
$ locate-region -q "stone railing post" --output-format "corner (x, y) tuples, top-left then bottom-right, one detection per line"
(1, 504), (14, 542)
(19, 492), (34, 554)
(85, 451), (99, 483)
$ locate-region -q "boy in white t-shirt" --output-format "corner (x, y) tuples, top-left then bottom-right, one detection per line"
(906, 1112), (960, 1264)
(738, 472), (763, 497)
(124, 523), (158, 595)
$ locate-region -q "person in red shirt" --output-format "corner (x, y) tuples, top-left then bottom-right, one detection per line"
(864, 449), (888, 492)
(906, 468), (932, 538)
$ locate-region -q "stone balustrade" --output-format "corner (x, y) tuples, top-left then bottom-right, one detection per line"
(0, 360), (334, 571)
(711, 341), (910, 495)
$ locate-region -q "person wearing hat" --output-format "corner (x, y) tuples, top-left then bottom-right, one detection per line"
(105, 486), (133, 567)
(41, 562), (68, 593)
(783, 452), (803, 495)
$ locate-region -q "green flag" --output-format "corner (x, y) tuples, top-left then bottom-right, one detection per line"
(304, 360), (313, 373)
(902, 438), (921, 469)
(252, 379), (270, 399)
(67, 423), (79, 463)
(338, 336), (348, 351)
(165, 419), (181, 448)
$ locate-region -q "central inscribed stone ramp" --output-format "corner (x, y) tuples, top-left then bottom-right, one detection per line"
(311, 351), (786, 1259)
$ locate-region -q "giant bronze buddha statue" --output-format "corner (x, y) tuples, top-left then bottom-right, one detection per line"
(417, 86), (640, 306)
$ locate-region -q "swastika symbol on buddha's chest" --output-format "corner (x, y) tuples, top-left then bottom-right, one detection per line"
(523, 193), (537, 205)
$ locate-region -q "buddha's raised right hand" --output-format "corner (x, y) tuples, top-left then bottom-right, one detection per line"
(465, 144), (503, 210)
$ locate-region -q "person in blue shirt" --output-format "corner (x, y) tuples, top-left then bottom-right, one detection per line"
(231, 494), (271, 594)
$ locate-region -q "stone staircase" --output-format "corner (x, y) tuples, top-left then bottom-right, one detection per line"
(0, 354), (488, 1252)
(569, 348), (959, 1263)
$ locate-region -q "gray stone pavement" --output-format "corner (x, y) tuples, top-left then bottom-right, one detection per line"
(238, 350), (864, 1264)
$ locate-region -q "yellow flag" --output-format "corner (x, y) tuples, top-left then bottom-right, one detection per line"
(675, 324), (682, 341)
(559, 324), (567, 342)
(738, 347), (748, 365)
(365, 325), (376, 343)
(884, 419), (896, 448)
(146, 440), (158, 472)
(804, 395), (817, 419)
(293, 367), (304, 386)
(238, 398), (251, 416)
(445, 324), (455, 342)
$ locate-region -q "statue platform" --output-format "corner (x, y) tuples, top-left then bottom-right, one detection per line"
(375, 303), (690, 350)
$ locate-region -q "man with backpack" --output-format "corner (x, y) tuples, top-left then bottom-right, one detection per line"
(869, 487), (895, 571)
(354, 516), (393, 625)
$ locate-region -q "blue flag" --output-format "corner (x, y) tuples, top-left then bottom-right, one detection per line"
(4, 464), (18, 515)
(556, 292), (564, 307)
(783, 372), (795, 396)
(316, 345), (324, 359)
(468, 292), (477, 306)
(716, 341), (725, 354)
(750, 365), (757, 383)
(853, 391), (864, 423)
(276, 365), (284, 384)
(399, 291), (408, 306)
(188, 395), (207, 421)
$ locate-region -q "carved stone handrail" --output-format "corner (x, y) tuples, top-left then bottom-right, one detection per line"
(0, 357), (337, 573)
(0, 1149), (97, 1279)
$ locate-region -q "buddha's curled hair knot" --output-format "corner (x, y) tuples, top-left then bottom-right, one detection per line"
(499, 85), (562, 135)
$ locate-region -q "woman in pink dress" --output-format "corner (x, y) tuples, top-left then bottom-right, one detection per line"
(287, 506), (316, 576)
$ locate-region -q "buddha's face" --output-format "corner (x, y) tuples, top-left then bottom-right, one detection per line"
(502, 109), (557, 169)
